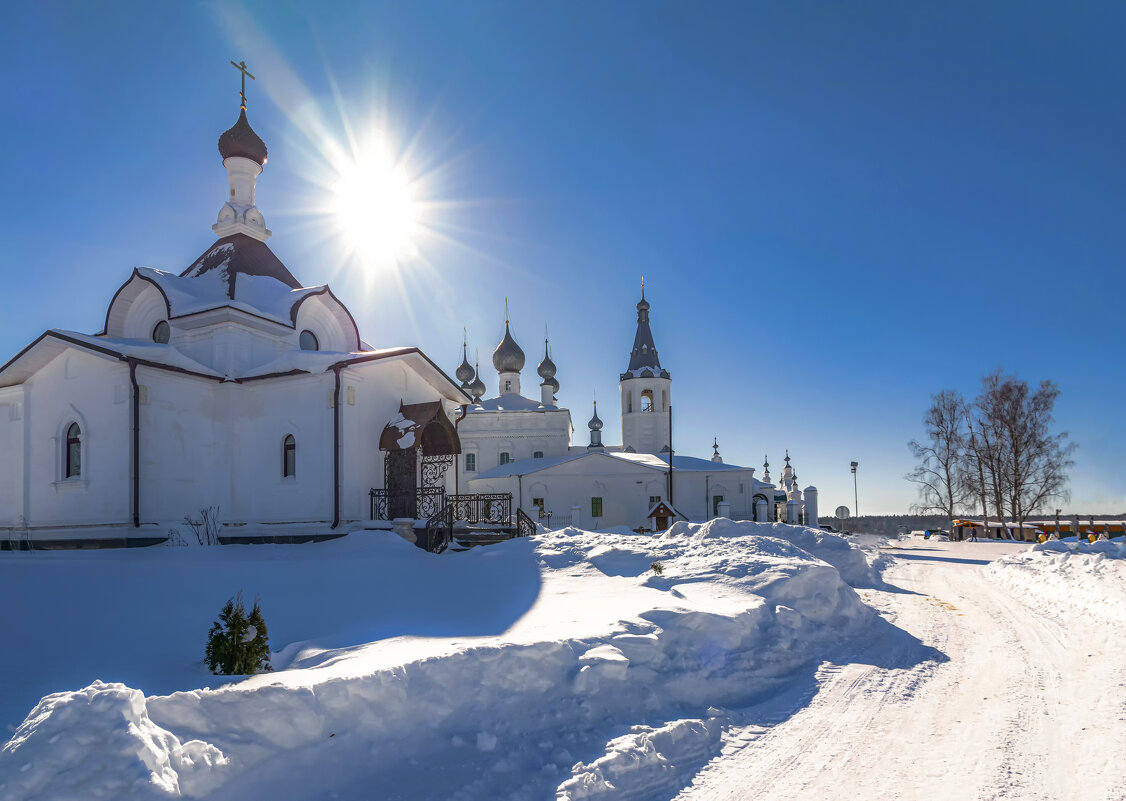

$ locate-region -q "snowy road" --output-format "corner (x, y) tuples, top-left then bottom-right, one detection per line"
(677, 540), (1126, 801)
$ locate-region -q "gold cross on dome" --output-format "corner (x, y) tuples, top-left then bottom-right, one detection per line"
(230, 60), (256, 110)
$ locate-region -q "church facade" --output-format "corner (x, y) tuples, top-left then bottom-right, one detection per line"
(0, 98), (469, 546)
(458, 292), (820, 530)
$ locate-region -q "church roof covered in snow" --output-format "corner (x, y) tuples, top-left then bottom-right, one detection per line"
(182, 234), (303, 296)
(472, 449), (751, 480)
(466, 393), (568, 413)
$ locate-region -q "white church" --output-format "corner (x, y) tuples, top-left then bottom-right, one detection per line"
(0, 75), (818, 549)
(0, 91), (475, 548)
(455, 292), (819, 531)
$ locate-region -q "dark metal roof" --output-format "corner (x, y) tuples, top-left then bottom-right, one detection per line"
(218, 108), (268, 165)
(379, 400), (461, 455)
(625, 291), (664, 375)
(181, 234), (302, 298)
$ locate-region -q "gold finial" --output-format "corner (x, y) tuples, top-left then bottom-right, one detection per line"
(230, 59), (256, 111)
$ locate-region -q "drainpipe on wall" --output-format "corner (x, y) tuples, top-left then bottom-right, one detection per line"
(454, 404), (468, 499)
(331, 364), (342, 529)
(128, 358), (140, 528)
(667, 404), (674, 506)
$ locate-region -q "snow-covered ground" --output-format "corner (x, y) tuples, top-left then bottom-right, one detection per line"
(2, 524), (1124, 800)
(1, 521), (875, 800)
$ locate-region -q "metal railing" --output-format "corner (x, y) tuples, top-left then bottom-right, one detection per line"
(420, 503), (455, 553)
(540, 511), (572, 528)
(448, 493), (512, 526)
(369, 487), (446, 521)
(515, 508), (536, 538)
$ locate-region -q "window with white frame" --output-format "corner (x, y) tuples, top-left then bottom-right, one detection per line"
(465, 453), (476, 472)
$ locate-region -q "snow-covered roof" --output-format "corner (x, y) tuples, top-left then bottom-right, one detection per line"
(136, 266), (324, 328)
(467, 394), (567, 413)
(631, 453), (751, 473)
(472, 449), (753, 481)
(0, 330), (223, 388)
(473, 451), (591, 479)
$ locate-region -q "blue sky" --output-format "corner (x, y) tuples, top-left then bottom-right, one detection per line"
(1, 1), (1123, 515)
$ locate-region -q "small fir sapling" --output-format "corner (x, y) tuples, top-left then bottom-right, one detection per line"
(205, 592), (272, 675)
(650, 561), (664, 575)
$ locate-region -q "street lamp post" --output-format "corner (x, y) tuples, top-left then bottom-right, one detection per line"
(850, 461), (859, 519)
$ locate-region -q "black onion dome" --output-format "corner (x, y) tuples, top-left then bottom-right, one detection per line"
(588, 401), (603, 431)
(492, 322), (525, 373)
(546, 376), (559, 393)
(218, 108), (268, 165)
(537, 339), (557, 379)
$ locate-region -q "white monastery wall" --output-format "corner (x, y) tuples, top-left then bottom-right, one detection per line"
(459, 411), (571, 476)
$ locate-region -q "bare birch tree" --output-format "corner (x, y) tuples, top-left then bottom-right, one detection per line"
(906, 390), (972, 518)
(964, 370), (1075, 529)
(910, 371), (1075, 533)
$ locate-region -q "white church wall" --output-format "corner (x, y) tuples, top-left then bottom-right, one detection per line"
(0, 386), (26, 526)
(226, 373), (336, 527)
(468, 454), (673, 530)
(22, 349), (131, 534)
(665, 469), (759, 522)
(459, 409), (572, 472)
(137, 368), (228, 528)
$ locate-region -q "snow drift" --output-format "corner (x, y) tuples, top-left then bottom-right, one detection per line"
(985, 539), (1126, 625)
(1, 521), (877, 800)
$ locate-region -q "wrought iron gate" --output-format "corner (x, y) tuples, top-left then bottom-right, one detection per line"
(384, 449), (417, 519)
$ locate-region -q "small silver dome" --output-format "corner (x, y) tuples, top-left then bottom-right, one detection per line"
(588, 401), (603, 431)
(492, 322), (525, 374)
(545, 375), (559, 393)
(469, 363), (487, 401)
(455, 342), (474, 386)
(537, 338), (556, 379)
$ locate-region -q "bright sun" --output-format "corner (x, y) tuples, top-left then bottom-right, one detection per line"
(330, 137), (422, 273)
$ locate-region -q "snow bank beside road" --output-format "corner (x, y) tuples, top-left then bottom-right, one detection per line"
(1, 525), (876, 800)
(661, 518), (878, 587)
(985, 543), (1126, 624)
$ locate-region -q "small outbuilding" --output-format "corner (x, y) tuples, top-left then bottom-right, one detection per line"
(646, 500), (681, 532)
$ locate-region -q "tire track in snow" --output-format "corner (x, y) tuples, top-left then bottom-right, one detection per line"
(675, 543), (1126, 801)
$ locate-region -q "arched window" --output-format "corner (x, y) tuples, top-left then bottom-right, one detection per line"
(152, 320), (170, 344)
(65, 422), (82, 478)
(627, 394), (632, 413)
(641, 389), (654, 412)
(299, 330), (319, 351)
(283, 434), (296, 477)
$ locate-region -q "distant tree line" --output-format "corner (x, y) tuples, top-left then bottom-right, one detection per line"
(906, 370), (1075, 529)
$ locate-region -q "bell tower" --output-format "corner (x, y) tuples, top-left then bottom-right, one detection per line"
(620, 284), (671, 455)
